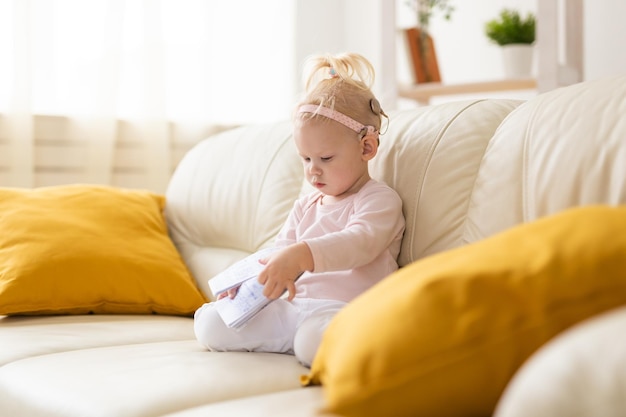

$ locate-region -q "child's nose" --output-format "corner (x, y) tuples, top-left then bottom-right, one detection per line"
(309, 163), (322, 175)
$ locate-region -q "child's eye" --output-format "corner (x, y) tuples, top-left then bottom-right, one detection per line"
(302, 157), (311, 162)
(321, 156), (333, 162)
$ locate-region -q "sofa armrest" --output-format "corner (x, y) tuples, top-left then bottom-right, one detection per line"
(495, 305), (626, 417)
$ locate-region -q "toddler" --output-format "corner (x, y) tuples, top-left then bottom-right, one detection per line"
(194, 52), (405, 367)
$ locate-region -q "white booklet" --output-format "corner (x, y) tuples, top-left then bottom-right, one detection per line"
(210, 247), (280, 329)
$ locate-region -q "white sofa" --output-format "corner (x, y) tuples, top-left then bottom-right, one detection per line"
(1, 73), (625, 417)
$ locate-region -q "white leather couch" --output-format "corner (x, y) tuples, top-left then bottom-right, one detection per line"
(1, 73), (625, 417)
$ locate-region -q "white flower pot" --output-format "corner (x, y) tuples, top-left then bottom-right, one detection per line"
(501, 44), (534, 78)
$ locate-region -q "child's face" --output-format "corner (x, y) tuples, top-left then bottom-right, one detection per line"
(294, 119), (372, 201)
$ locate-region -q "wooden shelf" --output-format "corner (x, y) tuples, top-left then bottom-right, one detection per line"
(398, 78), (537, 105)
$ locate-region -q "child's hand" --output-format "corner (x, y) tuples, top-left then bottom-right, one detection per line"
(216, 286), (240, 300)
(257, 242), (313, 301)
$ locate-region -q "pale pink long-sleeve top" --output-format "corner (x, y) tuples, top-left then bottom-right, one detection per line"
(275, 179), (405, 303)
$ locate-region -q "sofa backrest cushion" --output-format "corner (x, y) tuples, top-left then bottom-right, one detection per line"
(166, 121), (302, 298)
(372, 99), (521, 266)
(464, 74), (626, 243)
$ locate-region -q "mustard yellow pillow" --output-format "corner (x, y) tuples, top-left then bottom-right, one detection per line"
(303, 205), (626, 417)
(0, 185), (206, 316)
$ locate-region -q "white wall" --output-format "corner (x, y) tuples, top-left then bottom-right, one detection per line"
(294, 0), (396, 110)
(584, 0), (626, 80)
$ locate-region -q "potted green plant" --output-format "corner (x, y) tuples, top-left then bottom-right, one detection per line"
(485, 9), (536, 46)
(411, 0), (454, 34)
(485, 9), (536, 78)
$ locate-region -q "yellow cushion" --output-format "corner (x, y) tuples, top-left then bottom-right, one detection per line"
(0, 185), (206, 316)
(303, 205), (626, 417)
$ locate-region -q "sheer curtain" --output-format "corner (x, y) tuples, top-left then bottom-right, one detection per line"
(0, 0), (295, 192)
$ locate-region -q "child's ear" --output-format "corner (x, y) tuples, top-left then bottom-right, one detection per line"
(361, 135), (378, 161)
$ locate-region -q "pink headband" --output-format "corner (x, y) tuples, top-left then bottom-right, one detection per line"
(298, 104), (377, 138)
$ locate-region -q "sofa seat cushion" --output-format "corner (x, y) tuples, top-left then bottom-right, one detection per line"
(0, 314), (194, 365)
(163, 387), (335, 417)
(0, 184), (206, 316)
(304, 205), (626, 417)
(0, 340), (308, 417)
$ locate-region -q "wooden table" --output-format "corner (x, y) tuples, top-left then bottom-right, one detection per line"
(398, 78), (537, 105)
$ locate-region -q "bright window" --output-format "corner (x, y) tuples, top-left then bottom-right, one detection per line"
(0, 0), (296, 124)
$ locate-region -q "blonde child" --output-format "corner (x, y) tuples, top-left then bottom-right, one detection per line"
(194, 52), (405, 367)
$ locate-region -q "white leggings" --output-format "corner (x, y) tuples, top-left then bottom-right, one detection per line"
(194, 298), (346, 367)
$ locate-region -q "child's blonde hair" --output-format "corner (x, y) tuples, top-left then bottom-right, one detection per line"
(297, 52), (386, 134)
